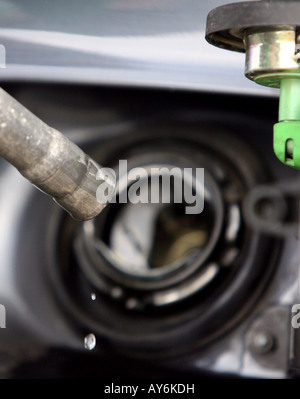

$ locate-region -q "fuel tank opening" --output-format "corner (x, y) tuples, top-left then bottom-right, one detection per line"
(46, 121), (279, 358)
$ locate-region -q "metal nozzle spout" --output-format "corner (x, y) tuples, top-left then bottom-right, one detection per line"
(0, 87), (115, 221)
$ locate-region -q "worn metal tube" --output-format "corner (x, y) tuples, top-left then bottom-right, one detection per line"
(0, 87), (115, 221)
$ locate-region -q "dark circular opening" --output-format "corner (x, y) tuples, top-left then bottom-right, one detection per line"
(94, 172), (217, 278)
(103, 201), (214, 271)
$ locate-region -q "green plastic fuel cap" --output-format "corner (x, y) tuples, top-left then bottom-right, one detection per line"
(274, 121), (300, 169)
(273, 78), (300, 169)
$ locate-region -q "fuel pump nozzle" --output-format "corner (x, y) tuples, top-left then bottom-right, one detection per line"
(0, 87), (115, 221)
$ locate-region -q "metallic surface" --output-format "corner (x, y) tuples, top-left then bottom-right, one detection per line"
(0, 0), (299, 378)
(0, 87), (114, 221)
(246, 307), (290, 372)
(243, 177), (300, 238)
(245, 29), (300, 87)
(43, 103), (281, 361)
(205, 1), (300, 91)
(73, 151), (228, 305)
(205, 1), (300, 53)
(0, 0), (277, 96)
(0, 84), (297, 378)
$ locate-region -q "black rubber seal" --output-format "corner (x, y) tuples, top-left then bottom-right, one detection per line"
(206, 1), (300, 53)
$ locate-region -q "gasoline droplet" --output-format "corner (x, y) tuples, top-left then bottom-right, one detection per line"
(84, 333), (96, 351)
(91, 292), (96, 301)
